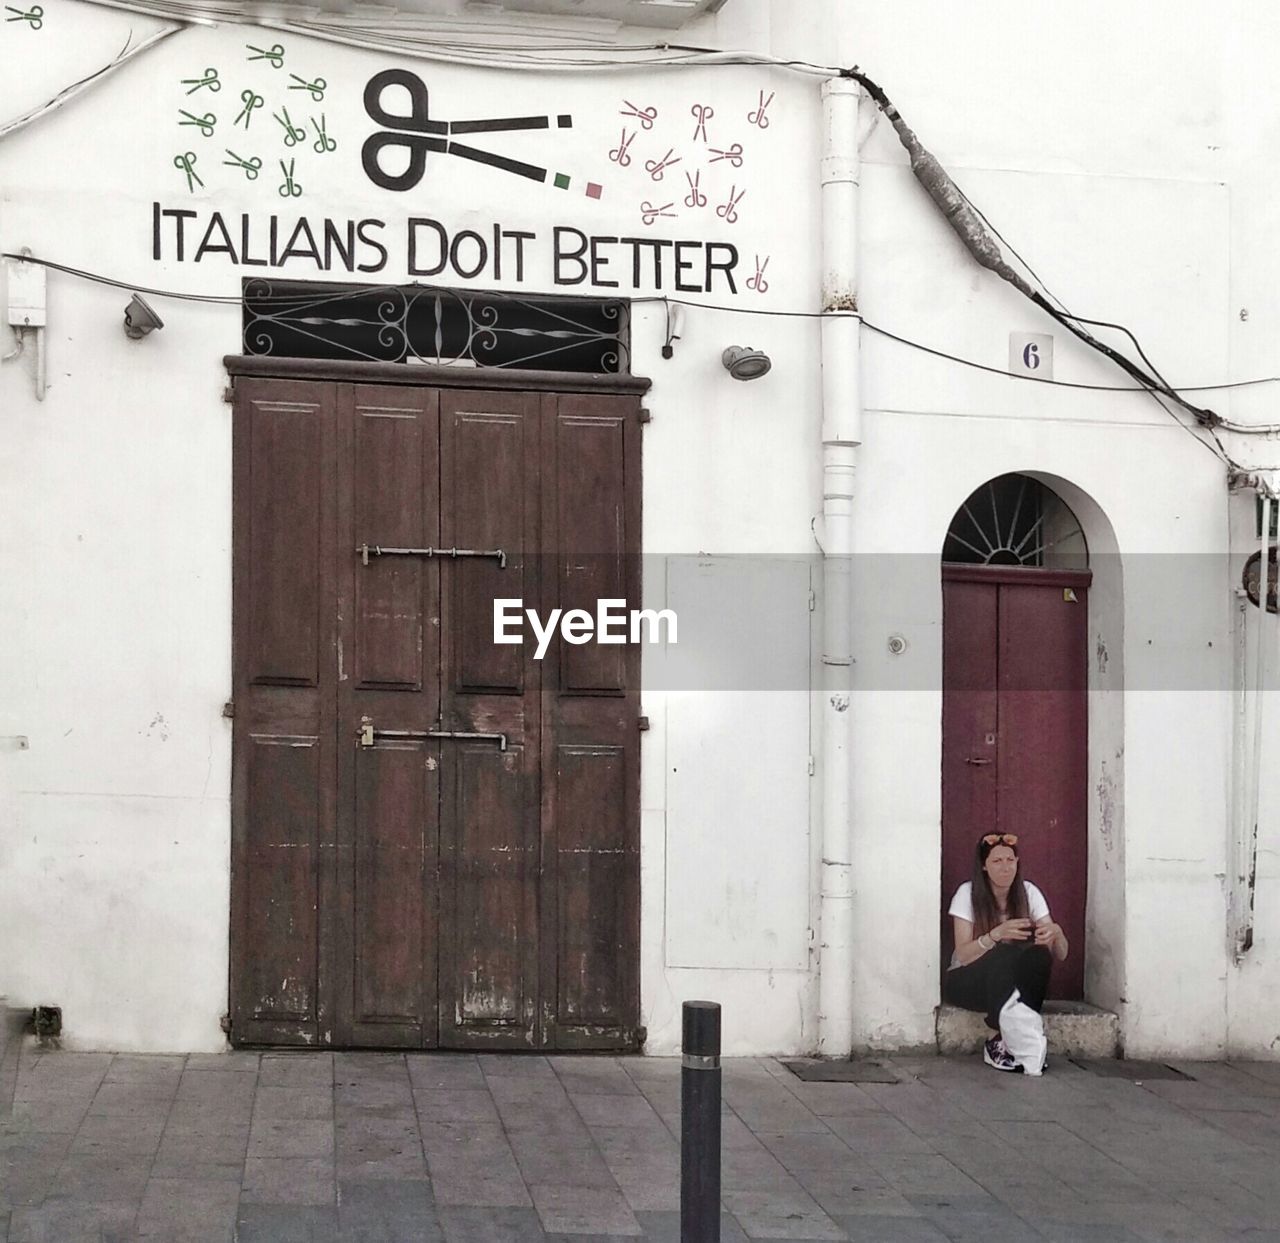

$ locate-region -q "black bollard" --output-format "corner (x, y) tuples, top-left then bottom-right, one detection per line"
(680, 1000), (721, 1243)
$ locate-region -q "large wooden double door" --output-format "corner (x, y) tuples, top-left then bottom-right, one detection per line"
(228, 366), (643, 1049)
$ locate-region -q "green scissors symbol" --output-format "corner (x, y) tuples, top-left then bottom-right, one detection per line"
(234, 90), (263, 129)
(181, 68), (220, 95)
(278, 158), (302, 198)
(174, 152), (204, 193)
(246, 43), (284, 68)
(273, 106), (306, 147)
(4, 5), (42, 27)
(288, 74), (326, 102)
(311, 114), (336, 154)
(178, 109), (216, 137)
(223, 149), (262, 180)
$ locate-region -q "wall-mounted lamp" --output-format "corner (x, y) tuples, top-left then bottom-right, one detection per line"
(123, 294), (164, 339)
(661, 303), (685, 360)
(721, 345), (771, 381)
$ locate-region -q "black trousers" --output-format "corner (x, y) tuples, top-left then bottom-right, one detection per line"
(944, 942), (1053, 1030)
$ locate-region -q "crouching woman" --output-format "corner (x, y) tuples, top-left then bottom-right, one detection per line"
(944, 833), (1068, 1075)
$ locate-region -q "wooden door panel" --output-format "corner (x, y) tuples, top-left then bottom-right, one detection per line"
(940, 578), (998, 969)
(440, 393), (538, 704)
(998, 582), (1088, 999)
(247, 401), (324, 687)
(439, 743), (538, 1045)
(352, 397), (433, 690)
(231, 378), (337, 1046)
(553, 412), (629, 694)
(240, 735), (321, 1032)
(555, 743), (628, 1029)
(336, 384), (442, 1048)
(438, 391), (541, 1047)
(540, 393), (641, 1050)
(351, 739), (439, 1043)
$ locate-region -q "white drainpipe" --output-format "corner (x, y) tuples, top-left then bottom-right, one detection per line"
(816, 76), (862, 1057)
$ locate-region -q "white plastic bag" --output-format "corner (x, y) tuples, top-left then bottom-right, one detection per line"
(998, 988), (1047, 1076)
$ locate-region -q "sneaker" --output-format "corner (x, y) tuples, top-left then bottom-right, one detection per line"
(983, 1036), (1020, 1073)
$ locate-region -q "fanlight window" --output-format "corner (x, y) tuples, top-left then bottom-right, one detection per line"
(943, 474), (1087, 569)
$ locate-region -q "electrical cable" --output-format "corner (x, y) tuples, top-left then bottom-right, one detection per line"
(9, 252), (1280, 415)
(0, 24), (183, 141)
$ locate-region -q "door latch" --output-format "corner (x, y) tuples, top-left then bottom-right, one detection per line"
(964, 756), (992, 766)
(358, 718), (508, 751)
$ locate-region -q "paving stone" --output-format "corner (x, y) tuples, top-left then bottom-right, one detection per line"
(103, 1054), (186, 1084)
(573, 1093), (664, 1127)
(252, 1085), (333, 1121)
(234, 1202), (340, 1242)
(481, 1055), (558, 1079)
(183, 1051), (260, 1073)
(51, 1151), (153, 1202)
(633, 1209), (750, 1241)
(164, 1101), (254, 1137)
(67, 1111), (167, 1157)
(826, 1113), (940, 1154)
(510, 1136), (618, 1189)
(85, 1080), (177, 1117)
(1032, 1222), (1145, 1242)
(756, 1129), (857, 1172)
(174, 1070), (257, 1109)
(335, 1116), (428, 1180)
(721, 1188), (844, 1239)
(258, 1054), (334, 1089)
(414, 1088), (502, 1124)
(437, 1205), (547, 1242)
(134, 1176), (240, 1241)
(863, 1153), (989, 1198)
(7, 1198), (139, 1243)
(338, 1179), (443, 1241)
(407, 1054), (487, 1092)
(835, 1214), (950, 1242)
(249, 1116), (336, 1159)
(529, 1182), (642, 1235)
(149, 1130), (247, 1182)
(241, 1155), (336, 1205)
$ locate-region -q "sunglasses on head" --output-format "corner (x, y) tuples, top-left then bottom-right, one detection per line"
(982, 833), (1018, 847)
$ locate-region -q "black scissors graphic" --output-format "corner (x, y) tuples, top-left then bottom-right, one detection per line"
(362, 69), (571, 191)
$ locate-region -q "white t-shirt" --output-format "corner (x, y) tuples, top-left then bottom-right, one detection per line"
(948, 881), (1050, 927)
(947, 881), (1051, 970)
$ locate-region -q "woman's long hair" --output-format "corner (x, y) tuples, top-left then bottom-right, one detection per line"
(969, 835), (1030, 937)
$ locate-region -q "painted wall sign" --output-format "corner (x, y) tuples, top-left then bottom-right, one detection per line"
(0, 13), (812, 302)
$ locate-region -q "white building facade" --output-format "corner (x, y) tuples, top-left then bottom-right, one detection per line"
(2, 0), (1278, 1059)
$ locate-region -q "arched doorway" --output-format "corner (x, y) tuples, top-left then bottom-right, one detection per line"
(941, 474), (1090, 999)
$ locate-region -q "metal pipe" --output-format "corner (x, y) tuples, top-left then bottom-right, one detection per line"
(816, 76), (862, 1057)
(680, 1000), (721, 1243)
(1241, 489), (1275, 955)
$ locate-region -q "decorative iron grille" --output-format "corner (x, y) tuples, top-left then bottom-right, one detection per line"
(242, 279), (629, 373)
(943, 473), (1088, 568)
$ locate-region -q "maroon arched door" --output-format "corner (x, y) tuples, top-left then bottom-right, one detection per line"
(941, 563), (1090, 999)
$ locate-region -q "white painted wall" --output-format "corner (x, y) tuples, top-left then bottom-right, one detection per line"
(2, 0), (1279, 1057)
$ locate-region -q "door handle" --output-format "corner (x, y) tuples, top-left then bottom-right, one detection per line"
(964, 757), (992, 766)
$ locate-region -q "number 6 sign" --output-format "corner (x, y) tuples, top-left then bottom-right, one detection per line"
(1009, 332), (1054, 379)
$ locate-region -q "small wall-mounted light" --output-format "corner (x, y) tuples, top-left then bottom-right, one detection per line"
(123, 294), (164, 339)
(721, 345), (771, 381)
(661, 303), (686, 360)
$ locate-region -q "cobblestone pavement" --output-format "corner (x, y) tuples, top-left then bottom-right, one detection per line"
(3, 1046), (1280, 1241)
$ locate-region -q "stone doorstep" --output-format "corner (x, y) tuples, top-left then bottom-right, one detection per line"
(936, 1001), (1120, 1058)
